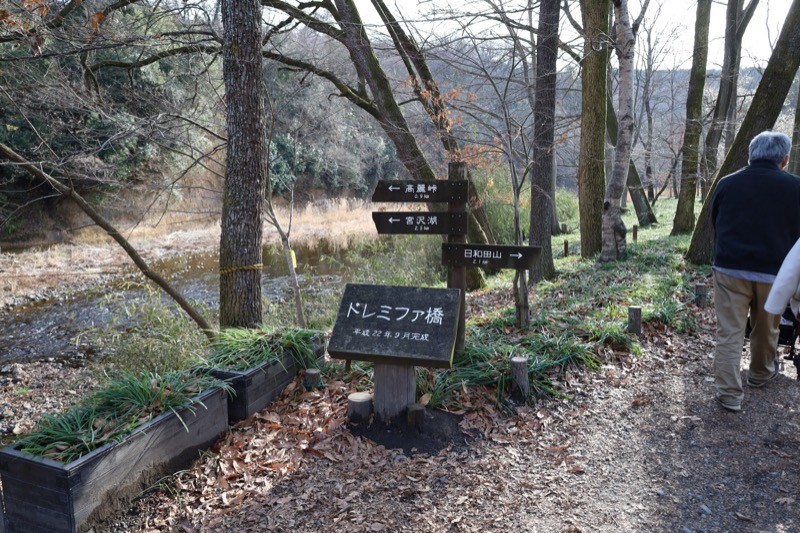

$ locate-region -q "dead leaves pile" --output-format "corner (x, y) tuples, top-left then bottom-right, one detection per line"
(124, 366), (601, 532)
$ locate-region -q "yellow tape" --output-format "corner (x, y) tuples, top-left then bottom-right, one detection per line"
(219, 263), (263, 276)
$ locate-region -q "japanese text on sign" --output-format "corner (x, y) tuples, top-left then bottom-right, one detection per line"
(351, 329), (431, 342)
(405, 183), (438, 200)
(465, 248), (503, 265)
(346, 302), (445, 325)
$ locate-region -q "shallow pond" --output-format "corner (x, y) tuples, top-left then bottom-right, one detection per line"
(0, 244), (354, 366)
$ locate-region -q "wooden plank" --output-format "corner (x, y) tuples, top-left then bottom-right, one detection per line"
(204, 349), (325, 423)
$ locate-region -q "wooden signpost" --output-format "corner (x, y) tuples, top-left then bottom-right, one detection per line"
(328, 284), (461, 423)
(335, 163), (541, 426)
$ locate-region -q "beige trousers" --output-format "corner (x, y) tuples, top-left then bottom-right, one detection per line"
(713, 270), (780, 405)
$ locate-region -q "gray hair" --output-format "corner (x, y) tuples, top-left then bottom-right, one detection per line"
(749, 131), (792, 164)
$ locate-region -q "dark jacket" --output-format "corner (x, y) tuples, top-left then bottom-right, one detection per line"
(711, 159), (800, 275)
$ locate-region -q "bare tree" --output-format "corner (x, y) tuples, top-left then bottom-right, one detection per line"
(530, 0), (560, 282)
(670, 0), (711, 235)
(577, 0), (610, 258)
(687, 0), (800, 264)
(599, 0), (639, 262)
(699, 0), (759, 197)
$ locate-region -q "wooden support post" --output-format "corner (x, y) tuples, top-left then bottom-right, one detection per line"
(373, 363), (416, 424)
(347, 391), (373, 424)
(510, 356), (529, 400)
(561, 223), (568, 233)
(694, 283), (708, 308)
(627, 305), (642, 335)
(407, 403), (425, 432)
(447, 161), (467, 357)
(632, 225), (638, 242)
(564, 240), (569, 257)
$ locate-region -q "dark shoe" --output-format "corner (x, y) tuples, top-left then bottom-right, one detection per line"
(715, 392), (741, 412)
(747, 360), (780, 388)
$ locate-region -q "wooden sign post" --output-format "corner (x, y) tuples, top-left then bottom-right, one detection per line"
(328, 284), (461, 424)
(371, 170), (469, 354)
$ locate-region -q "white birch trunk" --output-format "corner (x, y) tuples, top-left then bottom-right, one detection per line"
(600, 0), (636, 262)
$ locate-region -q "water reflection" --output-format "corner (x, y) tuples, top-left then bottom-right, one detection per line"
(0, 243), (351, 365)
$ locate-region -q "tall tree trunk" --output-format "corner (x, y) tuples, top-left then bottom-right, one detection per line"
(219, 0), (266, 328)
(791, 74), (800, 175)
(699, 0), (759, 197)
(333, 0), (435, 184)
(671, 0), (711, 235)
(530, 0), (559, 282)
(578, 0), (610, 258)
(687, 0), (800, 264)
(600, 0), (635, 262)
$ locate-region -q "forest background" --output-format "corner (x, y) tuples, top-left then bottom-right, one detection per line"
(0, 0), (799, 329)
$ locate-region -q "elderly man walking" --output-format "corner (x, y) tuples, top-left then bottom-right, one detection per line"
(711, 130), (800, 412)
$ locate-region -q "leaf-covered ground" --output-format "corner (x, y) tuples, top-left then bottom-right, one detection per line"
(98, 299), (800, 533)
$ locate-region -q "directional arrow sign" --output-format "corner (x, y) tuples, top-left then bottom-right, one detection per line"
(441, 243), (542, 270)
(372, 211), (467, 235)
(371, 180), (468, 203)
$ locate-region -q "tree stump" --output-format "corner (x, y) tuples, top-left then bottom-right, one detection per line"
(510, 356), (530, 400)
(347, 391), (373, 424)
(373, 363), (416, 424)
(303, 368), (322, 389)
(627, 305), (642, 335)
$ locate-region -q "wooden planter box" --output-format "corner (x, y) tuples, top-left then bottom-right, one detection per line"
(204, 338), (327, 423)
(0, 387), (228, 533)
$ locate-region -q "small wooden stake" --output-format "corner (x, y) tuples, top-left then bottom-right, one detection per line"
(694, 283), (708, 308)
(632, 225), (638, 242)
(561, 223), (568, 233)
(510, 356), (530, 400)
(627, 305), (642, 335)
(564, 240), (569, 257)
(347, 391), (373, 424)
